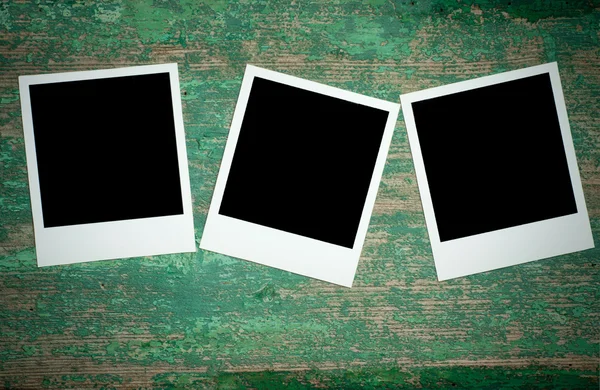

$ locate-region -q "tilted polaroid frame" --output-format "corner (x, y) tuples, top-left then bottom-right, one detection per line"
(19, 64), (195, 266)
(200, 65), (400, 287)
(400, 62), (594, 280)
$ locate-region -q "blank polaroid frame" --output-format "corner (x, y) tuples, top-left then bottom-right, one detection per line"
(400, 62), (594, 280)
(200, 65), (400, 287)
(19, 63), (195, 266)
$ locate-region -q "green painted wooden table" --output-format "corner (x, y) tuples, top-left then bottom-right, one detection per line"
(1, 1), (599, 388)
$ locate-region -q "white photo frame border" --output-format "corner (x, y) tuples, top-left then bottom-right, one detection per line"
(19, 63), (196, 267)
(200, 65), (400, 287)
(400, 62), (594, 281)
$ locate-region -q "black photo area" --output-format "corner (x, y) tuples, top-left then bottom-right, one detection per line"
(411, 73), (577, 242)
(29, 72), (184, 228)
(219, 77), (389, 249)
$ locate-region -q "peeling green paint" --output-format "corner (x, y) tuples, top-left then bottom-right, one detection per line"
(147, 367), (600, 388)
(1, 0), (599, 388)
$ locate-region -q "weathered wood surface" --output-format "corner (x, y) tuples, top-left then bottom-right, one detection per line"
(0, 1), (598, 388)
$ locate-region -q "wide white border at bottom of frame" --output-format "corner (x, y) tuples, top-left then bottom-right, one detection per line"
(200, 64), (401, 287)
(400, 62), (594, 281)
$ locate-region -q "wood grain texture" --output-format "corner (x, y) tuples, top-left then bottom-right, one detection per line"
(0, 0), (598, 388)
